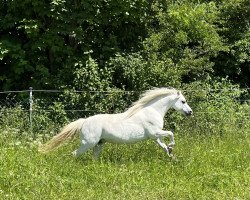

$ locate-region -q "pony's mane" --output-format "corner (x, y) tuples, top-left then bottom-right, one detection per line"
(125, 87), (178, 118)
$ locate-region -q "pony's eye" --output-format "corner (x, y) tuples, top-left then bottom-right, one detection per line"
(181, 100), (186, 104)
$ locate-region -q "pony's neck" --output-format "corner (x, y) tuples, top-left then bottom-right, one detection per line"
(149, 94), (177, 118)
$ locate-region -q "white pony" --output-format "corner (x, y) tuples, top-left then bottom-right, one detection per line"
(39, 88), (192, 158)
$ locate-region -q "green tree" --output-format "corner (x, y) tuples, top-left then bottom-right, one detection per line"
(144, 2), (227, 84)
(109, 1), (228, 91)
(214, 0), (250, 87)
(0, 0), (148, 90)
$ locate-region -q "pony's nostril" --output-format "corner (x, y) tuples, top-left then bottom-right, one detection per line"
(185, 110), (192, 116)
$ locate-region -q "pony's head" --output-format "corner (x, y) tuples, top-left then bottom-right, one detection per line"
(172, 91), (193, 116)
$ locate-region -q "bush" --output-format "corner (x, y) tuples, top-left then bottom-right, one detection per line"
(168, 78), (250, 136)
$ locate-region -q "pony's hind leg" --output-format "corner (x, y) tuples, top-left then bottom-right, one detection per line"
(93, 139), (105, 159)
(72, 139), (95, 157)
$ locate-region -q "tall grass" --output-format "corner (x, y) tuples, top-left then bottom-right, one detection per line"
(0, 128), (249, 199)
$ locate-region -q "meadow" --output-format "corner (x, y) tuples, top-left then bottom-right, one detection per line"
(1, 128), (249, 200)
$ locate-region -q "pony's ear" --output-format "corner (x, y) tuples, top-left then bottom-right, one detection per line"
(177, 91), (182, 98)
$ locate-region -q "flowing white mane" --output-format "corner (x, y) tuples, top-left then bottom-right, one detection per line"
(125, 87), (178, 117)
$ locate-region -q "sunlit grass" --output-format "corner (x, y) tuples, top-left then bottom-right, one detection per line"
(0, 130), (249, 199)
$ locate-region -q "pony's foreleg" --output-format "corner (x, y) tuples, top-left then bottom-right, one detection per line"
(155, 130), (175, 157)
(156, 138), (172, 157)
(156, 130), (175, 147)
(156, 138), (170, 156)
(166, 131), (175, 147)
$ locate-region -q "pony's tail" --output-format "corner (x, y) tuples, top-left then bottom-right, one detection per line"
(38, 118), (85, 153)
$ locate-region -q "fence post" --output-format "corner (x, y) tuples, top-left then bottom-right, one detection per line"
(29, 87), (33, 137)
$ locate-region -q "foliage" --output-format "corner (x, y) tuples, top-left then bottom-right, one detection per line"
(144, 1), (228, 84)
(214, 0), (250, 87)
(109, 52), (183, 90)
(177, 78), (249, 135)
(1, 0), (250, 91)
(108, 53), (149, 90)
(0, 104), (66, 140)
(0, 0), (148, 90)
(72, 56), (113, 91)
(58, 55), (135, 115)
(0, 106), (29, 135)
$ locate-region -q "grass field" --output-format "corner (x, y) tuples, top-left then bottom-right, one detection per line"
(0, 130), (249, 200)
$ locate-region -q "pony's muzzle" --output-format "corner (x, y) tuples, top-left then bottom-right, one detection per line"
(185, 110), (193, 116)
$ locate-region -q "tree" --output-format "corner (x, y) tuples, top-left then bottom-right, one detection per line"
(214, 0), (250, 87)
(0, 0), (148, 90)
(143, 1), (227, 86)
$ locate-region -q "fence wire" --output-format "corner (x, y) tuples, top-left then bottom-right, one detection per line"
(0, 88), (250, 137)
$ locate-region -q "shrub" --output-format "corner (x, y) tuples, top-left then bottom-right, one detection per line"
(168, 78), (250, 136)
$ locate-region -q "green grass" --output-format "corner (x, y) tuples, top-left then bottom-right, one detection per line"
(0, 131), (249, 200)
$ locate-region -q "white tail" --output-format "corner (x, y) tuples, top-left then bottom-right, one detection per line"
(39, 118), (85, 153)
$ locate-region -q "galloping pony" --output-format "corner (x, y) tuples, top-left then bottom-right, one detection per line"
(39, 88), (192, 158)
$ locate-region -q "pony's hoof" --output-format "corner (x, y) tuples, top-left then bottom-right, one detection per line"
(72, 150), (77, 157)
(167, 146), (173, 155)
